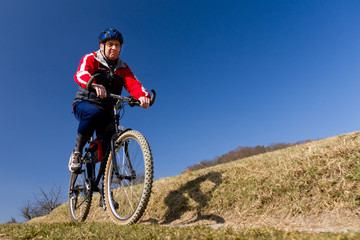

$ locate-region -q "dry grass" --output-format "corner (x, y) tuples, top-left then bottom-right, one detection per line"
(4, 222), (360, 239)
(30, 131), (360, 231)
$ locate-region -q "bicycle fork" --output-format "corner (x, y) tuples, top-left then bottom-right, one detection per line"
(110, 135), (136, 181)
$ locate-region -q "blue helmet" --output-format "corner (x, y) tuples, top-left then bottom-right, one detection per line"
(98, 28), (124, 44)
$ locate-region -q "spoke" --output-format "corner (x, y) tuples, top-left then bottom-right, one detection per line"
(120, 183), (135, 212)
(111, 168), (140, 214)
(73, 197), (87, 209)
(130, 141), (140, 169)
(132, 144), (144, 174)
(129, 186), (141, 202)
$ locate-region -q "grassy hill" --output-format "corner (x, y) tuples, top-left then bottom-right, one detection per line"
(2, 131), (360, 239)
(30, 131), (360, 230)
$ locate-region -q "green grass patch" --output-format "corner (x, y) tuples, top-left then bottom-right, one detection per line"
(1, 222), (360, 240)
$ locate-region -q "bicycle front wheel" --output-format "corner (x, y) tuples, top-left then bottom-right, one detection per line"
(104, 130), (153, 225)
(68, 169), (92, 222)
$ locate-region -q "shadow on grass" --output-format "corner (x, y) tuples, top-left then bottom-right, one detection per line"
(160, 171), (224, 224)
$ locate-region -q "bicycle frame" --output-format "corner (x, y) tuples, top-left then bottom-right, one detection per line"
(83, 96), (137, 194)
(81, 73), (156, 196)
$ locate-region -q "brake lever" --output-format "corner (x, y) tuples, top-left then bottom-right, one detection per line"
(128, 97), (140, 107)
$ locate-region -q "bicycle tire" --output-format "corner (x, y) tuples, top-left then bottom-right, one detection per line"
(68, 169), (92, 222)
(104, 130), (153, 225)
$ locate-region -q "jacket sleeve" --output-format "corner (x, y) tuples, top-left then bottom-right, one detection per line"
(122, 63), (150, 99)
(74, 53), (97, 89)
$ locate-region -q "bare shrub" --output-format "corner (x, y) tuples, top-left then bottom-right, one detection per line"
(6, 217), (17, 223)
(19, 200), (40, 221)
(19, 185), (63, 221)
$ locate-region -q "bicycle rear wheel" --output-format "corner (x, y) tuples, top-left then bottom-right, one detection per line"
(104, 130), (153, 225)
(68, 169), (92, 222)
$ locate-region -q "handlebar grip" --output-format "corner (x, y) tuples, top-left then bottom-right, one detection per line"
(130, 90), (155, 107)
(86, 73), (100, 91)
(150, 89), (156, 106)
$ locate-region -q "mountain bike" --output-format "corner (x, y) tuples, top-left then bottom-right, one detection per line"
(68, 74), (156, 225)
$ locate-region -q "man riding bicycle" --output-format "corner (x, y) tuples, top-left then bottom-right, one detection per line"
(69, 28), (150, 173)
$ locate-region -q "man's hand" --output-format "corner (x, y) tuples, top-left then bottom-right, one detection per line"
(92, 83), (107, 99)
(139, 96), (150, 109)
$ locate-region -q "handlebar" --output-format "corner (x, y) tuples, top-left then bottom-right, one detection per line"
(86, 73), (156, 107)
(85, 73), (100, 91)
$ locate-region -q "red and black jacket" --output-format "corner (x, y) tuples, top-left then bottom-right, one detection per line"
(73, 50), (149, 110)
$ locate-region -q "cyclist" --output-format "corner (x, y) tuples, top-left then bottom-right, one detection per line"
(69, 28), (150, 172)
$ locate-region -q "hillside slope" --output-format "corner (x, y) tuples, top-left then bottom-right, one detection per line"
(30, 131), (360, 230)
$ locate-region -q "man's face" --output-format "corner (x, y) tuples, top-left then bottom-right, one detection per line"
(100, 39), (121, 61)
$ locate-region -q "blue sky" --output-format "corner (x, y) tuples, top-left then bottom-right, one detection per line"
(1, 0), (360, 223)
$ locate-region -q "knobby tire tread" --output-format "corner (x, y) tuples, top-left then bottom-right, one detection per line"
(68, 172), (92, 222)
(104, 130), (153, 225)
